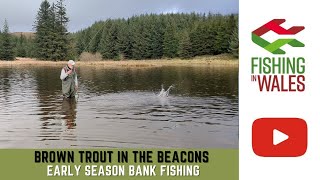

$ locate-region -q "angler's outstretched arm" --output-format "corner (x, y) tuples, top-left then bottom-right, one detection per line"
(60, 69), (68, 80)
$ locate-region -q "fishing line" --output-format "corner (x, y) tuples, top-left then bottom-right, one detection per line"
(81, 21), (108, 54)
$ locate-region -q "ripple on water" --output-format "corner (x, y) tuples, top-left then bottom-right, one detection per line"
(0, 66), (238, 148)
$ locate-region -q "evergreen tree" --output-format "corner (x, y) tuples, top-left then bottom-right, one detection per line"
(100, 22), (119, 59)
(141, 17), (154, 59)
(229, 23), (238, 58)
(163, 20), (179, 58)
(214, 15), (236, 54)
(190, 23), (207, 56)
(0, 19), (15, 60)
(178, 30), (192, 59)
(0, 30), (3, 57)
(48, 3), (58, 60)
(34, 0), (52, 60)
(34, 0), (53, 60)
(26, 37), (37, 58)
(34, 0), (69, 61)
(123, 19), (134, 59)
(88, 21), (105, 53)
(131, 18), (148, 59)
(76, 29), (89, 55)
(16, 34), (27, 57)
(54, 0), (69, 60)
(149, 15), (164, 59)
(66, 33), (77, 60)
(116, 19), (130, 59)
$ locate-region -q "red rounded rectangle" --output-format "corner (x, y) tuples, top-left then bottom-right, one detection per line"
(252, 118), (307, 157)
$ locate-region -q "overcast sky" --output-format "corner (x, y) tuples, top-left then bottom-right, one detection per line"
(0, 0), (238, 32)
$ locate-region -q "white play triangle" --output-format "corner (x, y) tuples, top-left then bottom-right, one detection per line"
(273, 129), (289, 145)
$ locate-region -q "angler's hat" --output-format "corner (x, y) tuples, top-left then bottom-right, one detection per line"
(68, 60), (75, 65)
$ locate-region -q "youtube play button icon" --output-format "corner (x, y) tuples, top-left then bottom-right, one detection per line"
(273, 129), (289, 145)
(252, 118), (308, 157)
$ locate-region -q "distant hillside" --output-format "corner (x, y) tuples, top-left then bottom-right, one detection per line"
(11, 32), (35, 39)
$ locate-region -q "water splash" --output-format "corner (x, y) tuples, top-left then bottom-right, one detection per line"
(158, 84), (174, 97)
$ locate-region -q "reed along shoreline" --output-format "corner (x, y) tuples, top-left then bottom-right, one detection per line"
(0, 57), (238, 68)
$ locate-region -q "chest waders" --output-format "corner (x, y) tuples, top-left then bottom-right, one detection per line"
(62, 66), (77, 98)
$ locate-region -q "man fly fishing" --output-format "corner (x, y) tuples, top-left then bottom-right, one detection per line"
(60, 60), (78, 98)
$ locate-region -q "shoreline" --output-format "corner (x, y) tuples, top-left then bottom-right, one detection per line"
(0, 56), (238, 68)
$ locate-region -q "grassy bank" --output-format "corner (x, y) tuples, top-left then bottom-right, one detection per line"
(0, 55), (238, 68)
